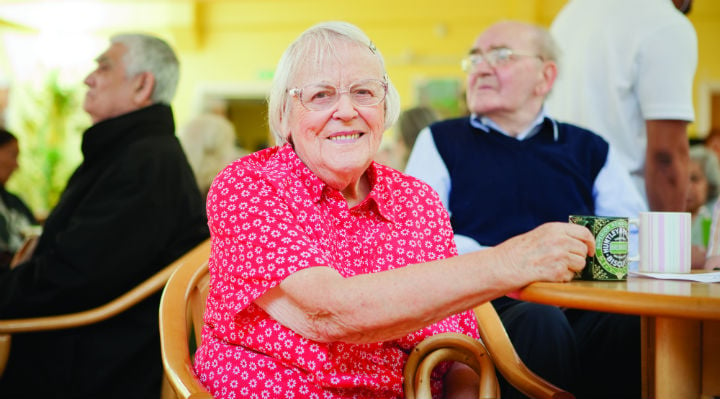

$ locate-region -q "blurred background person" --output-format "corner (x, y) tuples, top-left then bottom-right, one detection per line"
(547, 0), (697, 212)
(687, 144), (720, 269)
(374, 105), (440, 170)
(704, 127), (720, 164)
(0, 33), (209, 399)
(0, 128), (38, 268)
(397, 106), (440, 169)
(178, 112), (246, 198)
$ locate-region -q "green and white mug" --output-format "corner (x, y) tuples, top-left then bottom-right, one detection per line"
(569, 215), (629, 281)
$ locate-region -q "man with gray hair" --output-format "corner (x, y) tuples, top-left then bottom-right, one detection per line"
(0, 33), (208, 398)
(406, 21), (644, 399)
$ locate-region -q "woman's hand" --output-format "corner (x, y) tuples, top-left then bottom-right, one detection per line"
(493, 222), (594, 285)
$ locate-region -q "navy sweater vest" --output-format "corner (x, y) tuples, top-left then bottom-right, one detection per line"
(431, 117), (609, 246)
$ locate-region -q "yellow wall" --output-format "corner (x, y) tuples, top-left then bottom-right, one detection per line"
(171, 0), (566, 128)
(165, 0), (718, 137)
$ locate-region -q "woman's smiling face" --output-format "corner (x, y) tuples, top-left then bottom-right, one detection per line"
(286, 39), (386, 190)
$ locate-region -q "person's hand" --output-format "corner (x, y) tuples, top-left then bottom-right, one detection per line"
(10, 234), (39, 269)
(494, 222), (594, 285)
(443, 362), (479, 398)
(691, 244), (707, 270)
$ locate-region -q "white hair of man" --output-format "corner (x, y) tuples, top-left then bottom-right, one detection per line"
(532, 23), (560, 64)
(110, 33), (180, 105)
(267, 21), (401, 146)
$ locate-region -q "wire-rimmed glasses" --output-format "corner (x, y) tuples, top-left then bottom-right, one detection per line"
(288, 79), (388, 111)
(461, 48), (543, 72)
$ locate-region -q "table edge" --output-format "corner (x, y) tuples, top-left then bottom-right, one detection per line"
(517, 281), (720, 320)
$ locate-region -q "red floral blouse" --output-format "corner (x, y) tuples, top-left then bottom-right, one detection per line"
(194, 144), (480, 399)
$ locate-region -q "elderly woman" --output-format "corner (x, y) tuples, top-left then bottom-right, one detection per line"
(193, 21), (594, 399)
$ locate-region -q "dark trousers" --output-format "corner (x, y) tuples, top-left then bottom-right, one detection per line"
(492, 297), (640, 399)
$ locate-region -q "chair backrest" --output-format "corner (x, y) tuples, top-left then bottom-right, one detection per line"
(159, 238), (213, 399)
(0, 240), (209, 378)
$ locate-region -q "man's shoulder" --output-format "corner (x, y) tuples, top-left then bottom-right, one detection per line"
(556, 120), (608, 143)
(430, 116), (469, 131)
(121, 132), (189, 171)
(554, 120), (610, 163)
(428, 117), (473, 146)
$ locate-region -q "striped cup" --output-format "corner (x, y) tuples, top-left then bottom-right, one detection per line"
(629, 212), (691, 273)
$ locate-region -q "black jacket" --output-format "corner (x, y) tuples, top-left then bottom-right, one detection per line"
(0, 104), (209, 398)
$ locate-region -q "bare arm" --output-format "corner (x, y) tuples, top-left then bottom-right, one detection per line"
(644, 119), (690, 211)
(255, 222), (594, 344)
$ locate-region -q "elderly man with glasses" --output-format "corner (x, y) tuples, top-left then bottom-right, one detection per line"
(406, 21), (645, 399)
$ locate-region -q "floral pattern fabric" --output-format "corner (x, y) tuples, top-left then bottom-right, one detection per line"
(194, 144), (479, 399)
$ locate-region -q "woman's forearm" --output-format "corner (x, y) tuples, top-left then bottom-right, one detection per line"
(256, 222), (593, 344)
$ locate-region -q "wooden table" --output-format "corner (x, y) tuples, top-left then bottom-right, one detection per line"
(516, 277), (720, 399)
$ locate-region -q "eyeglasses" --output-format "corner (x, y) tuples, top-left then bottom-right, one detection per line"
(461, 48), (543, 72)
(288, 79), (388, 111)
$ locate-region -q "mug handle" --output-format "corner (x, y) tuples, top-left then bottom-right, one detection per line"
(628, 218), (639, 263)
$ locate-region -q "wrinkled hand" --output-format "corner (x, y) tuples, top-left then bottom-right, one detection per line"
(495, 222), (595, 284)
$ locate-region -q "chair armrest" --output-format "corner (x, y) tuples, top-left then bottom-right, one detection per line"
(0, 264), (176, 333)
(0, 258), (178, 378)
(159, 245), (213, 399)
(473, 303), (575, 399)
(404, 332), (498, 399)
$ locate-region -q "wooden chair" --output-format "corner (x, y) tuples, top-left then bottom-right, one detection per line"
(404, 303), (574, 399)
(158, 238), (213, 399)
(0, 238), (211, 391)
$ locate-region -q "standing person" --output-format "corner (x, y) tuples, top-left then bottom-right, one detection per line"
(546, 0), (697, 211)
(405, 21), (644, 399)
(193, 21), (596, 399)
(0, 33), (209, 399)
(0, 129), (38, 268)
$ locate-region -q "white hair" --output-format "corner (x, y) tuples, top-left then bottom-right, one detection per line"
(110, 33), (180, 104)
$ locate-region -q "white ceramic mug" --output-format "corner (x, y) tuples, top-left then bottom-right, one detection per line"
(629, 212), (691, 273)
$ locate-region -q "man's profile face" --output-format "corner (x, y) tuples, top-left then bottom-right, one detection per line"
(83, 43), (139, 124)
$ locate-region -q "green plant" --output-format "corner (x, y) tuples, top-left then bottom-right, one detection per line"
(6, 70), (90, 217)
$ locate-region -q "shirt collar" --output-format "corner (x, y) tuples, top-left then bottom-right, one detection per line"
(363, 163), (397, 223)
(282, 144), (396, 222)
(469, 106), (558, 141)
(278, 144), (326, 204)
